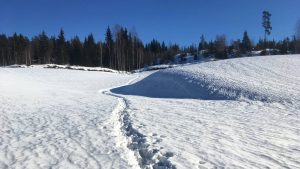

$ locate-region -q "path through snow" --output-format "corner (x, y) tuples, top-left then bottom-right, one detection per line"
(111, 55), (300, 169)
(0, 67), (136, 169)
(102, 73), (176, 169)
(1, 55), (300, 169)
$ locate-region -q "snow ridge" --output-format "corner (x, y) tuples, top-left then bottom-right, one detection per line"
(101, 75), (176, 169)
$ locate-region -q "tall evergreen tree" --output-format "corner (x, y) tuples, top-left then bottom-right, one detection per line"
(105, 26), (114, 68)
(214, 35), (228, 59)
(83, 34), (97, 66)
(198, 35), (207, 52)
(70, 36), (83, 65)
(295, 20), (300, 54)
(0, 35), (8, 66)
(262, 11), (272, 46)
(56, 29), (68, 64)
(241, 31), (252, 54)
(38, 31), (50, 64)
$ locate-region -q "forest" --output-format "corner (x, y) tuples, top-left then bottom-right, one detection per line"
(1, 22), (300, 71)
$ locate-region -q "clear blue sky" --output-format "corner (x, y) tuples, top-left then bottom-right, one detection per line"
(1, 0), (299, 46)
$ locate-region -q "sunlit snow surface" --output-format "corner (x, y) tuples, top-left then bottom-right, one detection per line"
(0, 67), (135, 169)
(112, 55), (300, 169)
(1, 55), (300, 169)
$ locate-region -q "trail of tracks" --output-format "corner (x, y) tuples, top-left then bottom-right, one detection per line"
(0, 68), (134, 169)
(102, 74), (176, 169)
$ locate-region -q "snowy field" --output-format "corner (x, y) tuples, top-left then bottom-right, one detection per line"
(111, 55), (300, 169)
(0, 67), (136, 169)
(1, 55), (300, 169)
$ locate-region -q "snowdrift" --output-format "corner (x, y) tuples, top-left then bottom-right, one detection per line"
(111, 71), (230, 100)
(112, 55), (300, 104)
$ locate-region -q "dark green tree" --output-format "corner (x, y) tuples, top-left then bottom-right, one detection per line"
(56, 29), (68, 64)
(105, 26), (114, 68)
(83, 34), (97, 66)
(38, 31), (50, 64)
(214, 35), (228, 59)
(262, 11), (272, 46)
(198, 35), (208, 52)
(0, 35), (8, 65)
(70, 36), (83, 65)
(241, 31), (252, 54)
(295, 20), (300, 53)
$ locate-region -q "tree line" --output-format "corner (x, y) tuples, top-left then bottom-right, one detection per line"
(182, 30), (300, 60)
(183, 11), (299, 59)
(1, 20), (300, 70)
(0, 25), (180, 71)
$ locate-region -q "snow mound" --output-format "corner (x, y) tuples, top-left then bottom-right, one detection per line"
(133, 64), (177, 73)
(44, 64), (119, 73)
(112, 55), (300, 104)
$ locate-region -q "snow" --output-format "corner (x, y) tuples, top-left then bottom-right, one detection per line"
(111, 55), (300, 169)
(133, 65), (177, 73)
(44, 64), (120, 73)
(0, 66), (136, 168)
(1, 55), (300, 169)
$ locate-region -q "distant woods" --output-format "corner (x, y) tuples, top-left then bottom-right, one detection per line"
(0, 25), (180, 71)
(1, 20), (300, 70)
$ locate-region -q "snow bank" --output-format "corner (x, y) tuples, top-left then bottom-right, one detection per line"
(111, 55), (300, 169)
(112, 55), (300, 105)
(133, 65), (177, 73)
(44, 64), (119, 73)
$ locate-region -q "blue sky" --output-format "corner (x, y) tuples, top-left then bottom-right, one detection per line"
(1, 0), (299, 46)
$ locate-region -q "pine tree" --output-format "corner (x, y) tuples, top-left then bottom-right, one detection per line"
(241, 31), (252, 54)
(0, 35), (8, 66)
(83, 34), (97, 66)
(229, 39), (241, 57)
(56, 29), (68, 64)
(38, 31), (50, 64)
(70, 36), (82, 65)
(295, 20), (300, 54)
(214, 35), (228, 59)
(105, 26), (114, 68)
(198, 35), (207, 52)
(262, 11), (272, 47)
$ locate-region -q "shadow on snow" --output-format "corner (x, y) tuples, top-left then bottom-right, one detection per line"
(110, 71), (233, 100)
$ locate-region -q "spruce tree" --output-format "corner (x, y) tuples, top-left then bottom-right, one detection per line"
(105, 26), (113, 68)
(38, 31), (50, 64)
(214, 35), (227, 59)
(70, 36), (82, 65)
(198, 35), (207, 51)
(295, 20), (300, 54)
(0, 35), (8, 66)
(56, 29), (68, 64)
(241, 31), (252, 54)
(83, 34), (97, 66)
(262, 11), (272, 48)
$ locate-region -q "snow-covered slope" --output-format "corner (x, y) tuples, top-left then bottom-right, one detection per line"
(0, 67), (136, 169)
(111, 55), (300, 169)
(113, 55), (300, 105)
(1, 55), (299, 169)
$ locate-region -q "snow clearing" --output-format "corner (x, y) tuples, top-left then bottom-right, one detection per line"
(1, 55), (300, 169)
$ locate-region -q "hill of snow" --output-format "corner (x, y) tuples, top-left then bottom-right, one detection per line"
(113, 55), (300, 105)
(0, 55), (299, 169)
(111, 55), (300, 169)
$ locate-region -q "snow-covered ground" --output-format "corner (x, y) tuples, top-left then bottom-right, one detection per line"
(1, 55), (300, 169)
(0, 66), (136, 169)
(111, 55), (300, 169)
